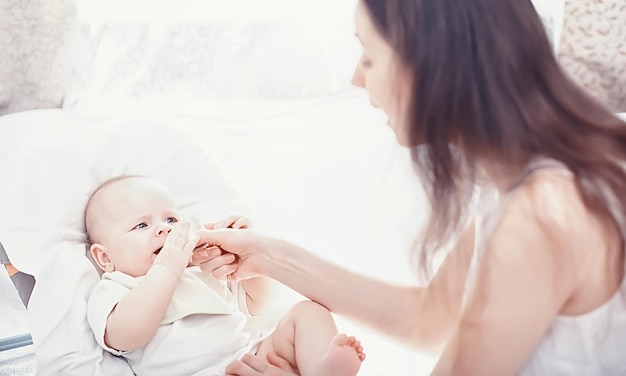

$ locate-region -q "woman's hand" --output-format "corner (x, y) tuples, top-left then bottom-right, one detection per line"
(192, 214), (272, 281)
(193, 227), (274, 281)
(191, 243), (238, 280)
(226, 353), (298, 376)
(190, 214), (248, 278)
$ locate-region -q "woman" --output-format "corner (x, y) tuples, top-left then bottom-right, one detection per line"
(195, 0), (626, 374)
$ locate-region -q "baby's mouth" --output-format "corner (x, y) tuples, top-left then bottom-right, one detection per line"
(154, 247), (163, 255)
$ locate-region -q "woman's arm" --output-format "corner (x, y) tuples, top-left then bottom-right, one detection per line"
(198, 221), (475, 349)
(268, 222), (474, 349)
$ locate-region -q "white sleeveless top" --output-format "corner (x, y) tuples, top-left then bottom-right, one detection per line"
(469, 159), (626, 375)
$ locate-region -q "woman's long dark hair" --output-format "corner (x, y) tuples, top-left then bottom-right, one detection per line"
(362, 0), (626, 279)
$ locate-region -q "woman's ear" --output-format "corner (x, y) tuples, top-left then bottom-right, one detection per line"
(90, 243), (115, 273)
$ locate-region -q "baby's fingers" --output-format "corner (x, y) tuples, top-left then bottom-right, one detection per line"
(163, 222), (190, 251)
(183, 234), (200, 257)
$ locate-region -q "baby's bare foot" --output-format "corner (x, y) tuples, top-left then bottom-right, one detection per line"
(319, 333), (366, 376)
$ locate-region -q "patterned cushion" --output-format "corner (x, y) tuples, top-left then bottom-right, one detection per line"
(0, 0), (84, 116)
(558, 0), (626, 112)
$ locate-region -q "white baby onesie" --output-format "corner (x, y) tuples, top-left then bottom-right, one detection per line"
(103, 266), (237, 323)
(87, 266), (269, 376)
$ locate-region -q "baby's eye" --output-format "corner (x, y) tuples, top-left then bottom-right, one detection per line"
(165, 217), (178, 224)
(133, 223), (148, 230)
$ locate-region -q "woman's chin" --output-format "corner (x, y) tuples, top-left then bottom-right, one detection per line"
(387, 121), (409, 147)
(386, 120), (417, 148)
(396, 139), (412, 148)
(395, 131), (419, 148)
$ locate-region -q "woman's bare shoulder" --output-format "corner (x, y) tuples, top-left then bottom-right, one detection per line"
(471, 172), (600, 311)
(494, 170), (611, 264)
(508, 171), (598, 237)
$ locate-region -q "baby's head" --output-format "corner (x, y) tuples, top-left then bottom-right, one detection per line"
(85, 175), (181, 277)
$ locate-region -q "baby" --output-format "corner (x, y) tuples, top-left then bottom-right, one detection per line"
(85, 175), (365, 375)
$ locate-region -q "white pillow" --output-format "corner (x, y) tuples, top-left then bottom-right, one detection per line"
(0, 109), (255, 375)
(0, 109), (83, 162)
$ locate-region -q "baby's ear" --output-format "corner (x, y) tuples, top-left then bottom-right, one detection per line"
(90, 244), (114, 273)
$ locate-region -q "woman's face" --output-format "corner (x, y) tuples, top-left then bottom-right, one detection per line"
(352, 1), (413, 146)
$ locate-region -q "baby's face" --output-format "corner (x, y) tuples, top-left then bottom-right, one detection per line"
(90, 177), (180, 277)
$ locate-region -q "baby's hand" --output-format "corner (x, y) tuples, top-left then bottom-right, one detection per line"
(153, 222), (198, 278)
(206, 214), (250, 230)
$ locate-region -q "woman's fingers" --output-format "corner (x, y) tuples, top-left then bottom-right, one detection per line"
(197, 228), (237, 251)
(211, 262), (238, 280)
(191, 245), (221, 264)
(189, 240), (239, 279)
(193, 248), (238, 279)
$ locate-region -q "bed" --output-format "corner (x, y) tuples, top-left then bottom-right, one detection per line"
(0, 3), (438, 365)
(0, 93), (438, 376)
(1, 0), (620, 375)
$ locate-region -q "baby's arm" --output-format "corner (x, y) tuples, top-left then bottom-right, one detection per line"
(104, 223), (197, 352)
(105, 265), (179, 351)
(240, 276), (273, 316)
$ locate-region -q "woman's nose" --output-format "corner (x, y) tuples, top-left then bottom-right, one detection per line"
(351, 64), (365, 88)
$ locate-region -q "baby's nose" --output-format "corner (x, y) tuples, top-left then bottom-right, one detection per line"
(156, 224), (173, 236)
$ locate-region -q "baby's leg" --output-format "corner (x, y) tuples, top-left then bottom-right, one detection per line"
(256, 300), (365, 376)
